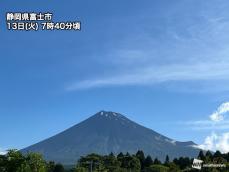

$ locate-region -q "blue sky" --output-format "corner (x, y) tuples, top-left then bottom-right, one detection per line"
(1, 0), (229, 153)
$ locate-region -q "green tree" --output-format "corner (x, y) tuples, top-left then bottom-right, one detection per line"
(0, 155), (7, 172)
(145, 164), (169, 172)
(74, 166), (87, 172)
(119, 154), (131, 169)
(47, 161), (55, 172)
(26, 152), (46, 172)
(198, 150), (205, 161)
(117, 154), (140, 172)
(167, 162), (180, 172)
(109, 152), (114, 157)
(17, 162), (32, 172)
(175, 157), (191, 170)
(205, 150), (213, 162)
(53, 163), (64, 172)
(226, 152), (229, 162)
(117, 152), (124, 159)
(78, 153), (105, 171)
(153, 158), (161, 165)
(103, 154), (121, 171)
(136, 150), (145, 170)
(129, 156), (141, 172)
(214, 150), (222, 158)
(164, 155), (169, 166)
(5, 149), (25, 172)
(144, 155), (153, 168)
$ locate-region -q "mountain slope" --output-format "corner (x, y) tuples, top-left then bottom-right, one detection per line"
(21, 111), (200, 164)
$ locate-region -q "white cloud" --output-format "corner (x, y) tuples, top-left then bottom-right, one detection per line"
(197, 132), (229, 153)
(209, 102), (229, 122)
(210, 112), (224, 122)
(217, 102), (229, 114)
(187, 102), (229, 153)
(186, 102), (229, 130)
(197, 132), (218, 151)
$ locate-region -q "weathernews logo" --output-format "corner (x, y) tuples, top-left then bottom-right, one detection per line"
(192, 159), (203, 170)
(192, 158), (226, 170)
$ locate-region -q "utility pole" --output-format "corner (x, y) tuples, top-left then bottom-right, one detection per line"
(86, 160), (99, 172)
(89, 161), (93, 172)
(84, 161), (93, 172)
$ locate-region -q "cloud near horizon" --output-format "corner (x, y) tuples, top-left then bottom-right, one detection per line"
(197, 132), (229, 153)
(189, 102), (229, 153)
(0, 148), (7, 155)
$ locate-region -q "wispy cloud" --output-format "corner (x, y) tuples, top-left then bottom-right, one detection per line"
(67, 62), (229, 90)
(186, 120), (229, 130)
(67, 19), (229, 91)
(66, 6), (229, 91)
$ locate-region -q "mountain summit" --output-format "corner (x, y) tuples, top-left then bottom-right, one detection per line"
(21, 111), (200, 164)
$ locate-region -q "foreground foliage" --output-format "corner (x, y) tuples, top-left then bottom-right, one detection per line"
(0, 149), (228, 171)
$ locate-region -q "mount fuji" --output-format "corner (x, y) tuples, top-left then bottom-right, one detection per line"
(21, 111), (200, 164)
